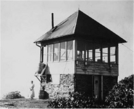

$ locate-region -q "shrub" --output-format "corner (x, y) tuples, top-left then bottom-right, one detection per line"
(105, 75), (134, 108)
(4, 91), (24, 99)
(47, 92), (106, 108)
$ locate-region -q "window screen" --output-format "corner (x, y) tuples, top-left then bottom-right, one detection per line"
(60, 42), (66, 61)
(54, 43), (59, 61)
(67, 41), (73, 60)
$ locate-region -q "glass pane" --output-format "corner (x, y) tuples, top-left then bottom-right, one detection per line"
(60, 42), (66, 61)
(88, 50), (93, 61)
(43, 46), (47, 62)
(48, 45), (53, 62)
(95, 49), (100, 62)
(82, 51), (85, 60)
(85, 50), (88, 61)
(110, 47), (115, 63)
(67, 41), (73, 60)
(54, 43), (59, 61)
(102, 48), (108, 63)
(77, 41), (85, 60)
(77, 50), (81, 59)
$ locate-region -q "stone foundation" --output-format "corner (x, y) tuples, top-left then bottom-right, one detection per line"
(45, 74), (117, 100)
(45, 74), (74, 98)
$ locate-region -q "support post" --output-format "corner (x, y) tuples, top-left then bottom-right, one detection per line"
(73, 40), (76, 61)
(84, 42), (86, 61)
(59, 43), (60, 62)
(100, 47), (102, 62)
(92, 75), (94, 96)
(115, 44), (118, 65)
(87, 49), (89, 61)
(108, 45), (110, 66)
(101, 75), (103, 101)
(40, 46), (43, 63)
(93, 46), (95, 62)
(65, 42), (67, 61)
(47, 45), (48, 62)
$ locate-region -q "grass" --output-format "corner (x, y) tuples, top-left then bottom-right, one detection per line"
(0, 98), (49, 108)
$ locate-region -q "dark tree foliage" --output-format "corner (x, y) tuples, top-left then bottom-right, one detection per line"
(105, 74), (134, 108)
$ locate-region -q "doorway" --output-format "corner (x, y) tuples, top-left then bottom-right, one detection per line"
(94, 75), (100, 100)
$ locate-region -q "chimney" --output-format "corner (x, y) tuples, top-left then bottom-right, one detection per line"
(51, 13), (54, 29)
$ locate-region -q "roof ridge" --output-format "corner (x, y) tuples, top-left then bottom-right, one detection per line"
(73, 10), (80, 34)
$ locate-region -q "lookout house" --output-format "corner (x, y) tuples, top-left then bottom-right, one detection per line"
(34, 10), (126, 100)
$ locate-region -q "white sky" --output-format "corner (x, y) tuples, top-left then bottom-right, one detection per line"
(0, 0), (133, 99)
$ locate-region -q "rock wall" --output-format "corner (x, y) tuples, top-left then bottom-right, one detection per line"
(45, 74), (74, 98)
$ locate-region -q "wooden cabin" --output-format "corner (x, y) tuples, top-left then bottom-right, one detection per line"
(34, 10), (126, 100)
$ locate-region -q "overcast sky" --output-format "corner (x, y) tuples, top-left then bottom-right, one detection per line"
(1, 0), (133, 98)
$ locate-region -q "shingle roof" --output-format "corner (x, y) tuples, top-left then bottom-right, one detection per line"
(34, 10), (126, 43)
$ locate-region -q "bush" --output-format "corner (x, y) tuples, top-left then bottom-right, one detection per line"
(105, 75), (134, 108)
(4, 91), (24, 99)
(47, 92), (106, 108)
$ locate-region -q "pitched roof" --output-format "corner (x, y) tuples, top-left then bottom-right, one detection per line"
(34, 10), (126, 43)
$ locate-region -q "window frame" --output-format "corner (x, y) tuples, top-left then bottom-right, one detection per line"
(67, 40), (73, 61)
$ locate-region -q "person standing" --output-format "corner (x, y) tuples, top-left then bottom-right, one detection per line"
(29, 81), (35, 99)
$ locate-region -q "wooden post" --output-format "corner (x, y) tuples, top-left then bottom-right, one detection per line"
(44, 46), (47, 63)
(115, 44), (118, 65)
(73, 40), (76, 75)
(84, 42), (86, 61)
(40, 46), (43, 63)
(87, 50), (89, 61)
(58, 43), (60, 62)
(40, 47), (42, 62)
(52, 44), (53, 62)
(93, 46), (95, 62)
(108, 45), (110, 65)
(73, 40), (76, 61)
(92, 75), (94, 96)
(101, 75), (103, 101)
(53, 44), (54, 61)
(47, 45), (48, 62)
(100, 47), (102, 62)
(65, 41), (67, 61)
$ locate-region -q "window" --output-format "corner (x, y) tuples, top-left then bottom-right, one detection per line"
(102, 48), (108, 63)
(43, 46), (47, 62)
(110, 47), (116, 63)
(54, 43), (59, 61)
(88, 50), (93, 61)
(77, 41), (85, 60)
(67, 41), (73, 60)
(77, 50), (82, 59)
(86, 42), (94, 61)
(48, 44), (53, 62)
(95, 49), (101, 62)
(60, 42), (66, 61)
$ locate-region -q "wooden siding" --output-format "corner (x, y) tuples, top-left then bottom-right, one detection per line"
(76, 62), (118, 76)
